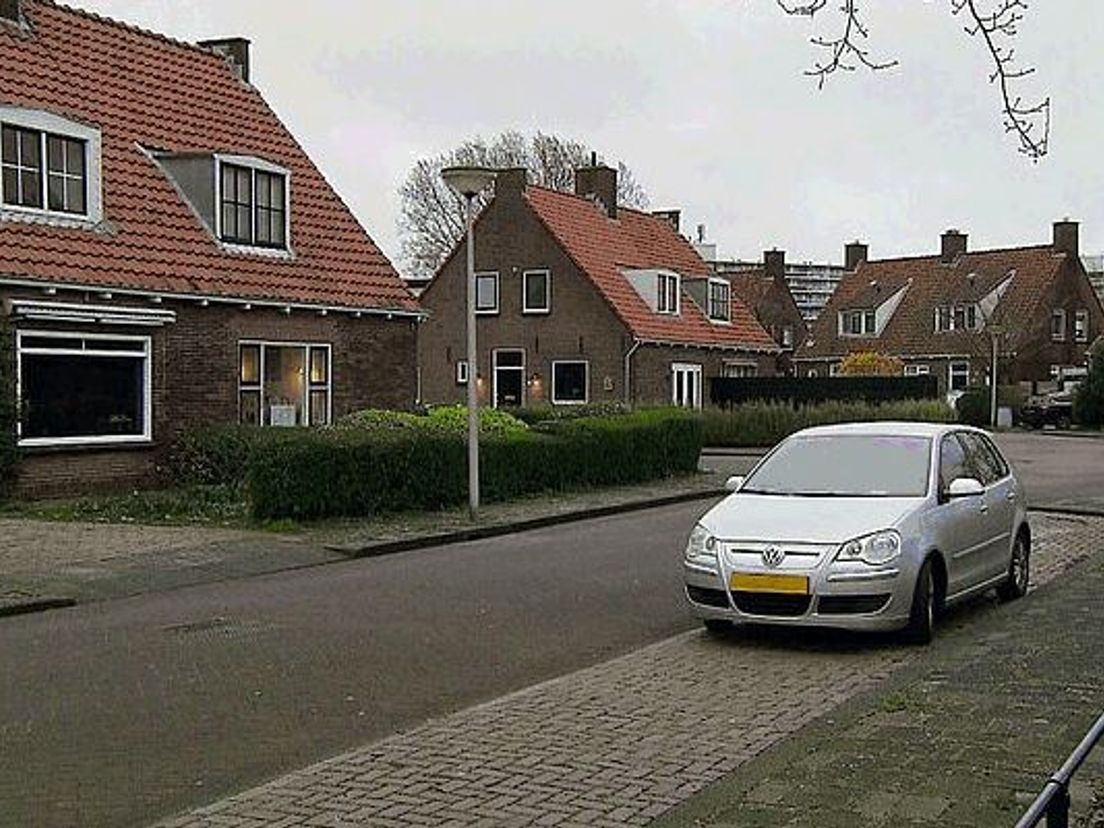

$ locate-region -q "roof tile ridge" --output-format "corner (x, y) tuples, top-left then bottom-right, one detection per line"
(39, 0), (225, 60)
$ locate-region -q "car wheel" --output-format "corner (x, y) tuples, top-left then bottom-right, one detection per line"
(997, 531), (1030, 602)
(703, 619), (733, 635)
(1057, 415), (1072, 430)
(903, 558), (935, 645)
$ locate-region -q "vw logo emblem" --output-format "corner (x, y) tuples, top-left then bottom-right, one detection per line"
(762, 545), (785, 568)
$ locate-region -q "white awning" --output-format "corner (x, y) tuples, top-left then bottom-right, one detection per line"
(9, 300), (176, 327)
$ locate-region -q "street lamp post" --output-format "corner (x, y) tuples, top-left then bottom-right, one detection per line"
(441, 166), (498, 519)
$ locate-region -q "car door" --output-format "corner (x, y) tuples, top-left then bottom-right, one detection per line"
(932, 432), (991, 596)
(963, 432), (1017, 579)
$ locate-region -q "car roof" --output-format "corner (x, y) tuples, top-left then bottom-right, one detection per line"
(790, 421), (974, 439)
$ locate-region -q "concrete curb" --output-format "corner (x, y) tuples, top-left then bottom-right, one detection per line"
(1030, 504), (1104, 519)
(0, 595), (76, 618)
(326, 488), (728, 559)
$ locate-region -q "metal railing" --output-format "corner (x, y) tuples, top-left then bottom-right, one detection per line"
(1014, 711), (1104, 828)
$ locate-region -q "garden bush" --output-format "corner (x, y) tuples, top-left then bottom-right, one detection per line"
(954, 387), (991, 427)
(510, 401), (633, 426)
(1075, 354), (1104, 427)
(247, 408), (701, 520)
(701, 399), (955, 448)
(335, 405), (529, 436)
(165, 424), (273, 486)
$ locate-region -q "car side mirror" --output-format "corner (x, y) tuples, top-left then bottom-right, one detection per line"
(724, 475), (745, 492)
(948, 477), (984, 498)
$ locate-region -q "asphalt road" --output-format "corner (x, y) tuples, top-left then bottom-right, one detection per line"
(0, 499), (715, 828)
(1, 433), (1101, 828)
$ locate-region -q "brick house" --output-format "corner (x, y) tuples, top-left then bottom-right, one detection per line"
(418, 165), (778, 409)
(795, 222), (1104, 393)
(714, 249), (808, 374)
(1, 1), (419, 495)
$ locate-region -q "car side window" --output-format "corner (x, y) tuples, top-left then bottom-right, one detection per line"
(979, 434), (1010, 480)
(958, 433), (998, 486)
(939, 434), (969, 495)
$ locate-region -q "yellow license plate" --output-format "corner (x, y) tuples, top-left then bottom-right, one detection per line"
(729, 573), (810, 595)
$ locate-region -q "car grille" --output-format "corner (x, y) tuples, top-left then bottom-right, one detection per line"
(817, 594), (891, 615)
(730, 591), (811, 617)
(686, 585), (730, 608)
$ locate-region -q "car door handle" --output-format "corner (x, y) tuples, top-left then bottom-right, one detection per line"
(1006, 491), (1017, 502)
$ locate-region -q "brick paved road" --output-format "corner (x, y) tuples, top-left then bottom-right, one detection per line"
(156, 513), (1102, 828)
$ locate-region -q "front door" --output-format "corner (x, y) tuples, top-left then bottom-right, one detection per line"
(493, 349), (525, 408)
(672, 363), (703, 409)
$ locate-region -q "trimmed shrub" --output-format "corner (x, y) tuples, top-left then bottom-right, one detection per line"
(701, 399), (955, 448)
(247, 408), (702, 520)
(955, 387), (991, 426)
(165, 424), (271, 486)
(1074, 356), (1104, 427)
(511, 401), (633, 426)
(424, 405), (529, 435)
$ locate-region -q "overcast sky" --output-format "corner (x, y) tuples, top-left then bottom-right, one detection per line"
(81, 0), (1104, 274)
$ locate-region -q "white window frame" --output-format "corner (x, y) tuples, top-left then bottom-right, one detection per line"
(948, 360), (970, 392)
(904, 364), (931, 376)
(551, 360), (589, 405)
(522, 269), (551, 314)
(16, 330), (152, 447)
(0, 106), (103, 226)
(492, 348), (526, 408)
(455, 360), (469, 385)
(707, 277), (730, 323)
(1074, 309), (1089, 343)
(671, 362), (703, 409)
(840, 309), (875, 337)
(722, 361), (757, 378)
(828, 362), (841, 377)
(1051, 309), (1067, 342)
(782, 325), (794, 348)
(475, 271), (500, 315)
(238, 340), (332, 427)
(214, 154), (292, 255)
(657, 272), (680, 315)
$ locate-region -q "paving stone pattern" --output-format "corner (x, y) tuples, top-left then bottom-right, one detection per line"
(155, 513), (1101, 828)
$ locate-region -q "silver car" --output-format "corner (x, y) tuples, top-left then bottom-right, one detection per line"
(684, 422), (1030, 644)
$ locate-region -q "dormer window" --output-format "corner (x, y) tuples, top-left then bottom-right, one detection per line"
(934, 303), (979, 333)
(0, 107), (101, 224)
(840, 309), (876, 336)
(657, 272), (680, 315)
(218, 159), (288, 249)
(707, 278), (730, 322)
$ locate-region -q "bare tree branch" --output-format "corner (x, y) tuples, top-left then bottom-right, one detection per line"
(951, 0), (1050, 160)
(778, 0), (898, 89)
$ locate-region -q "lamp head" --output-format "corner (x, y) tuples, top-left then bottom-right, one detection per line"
(441, 166), (498, 198)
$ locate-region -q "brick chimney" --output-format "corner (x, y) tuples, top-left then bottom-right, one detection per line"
(764, 249), (785, 285)
(575, 164), (617, 219)
(199, 38), (252, 82)
(1053, 219), (1079, 257)
(493, 167), (528, 200)
(652, 209), (680, 233)
(844, 241), (868, 271)
(0, 0), (21, 24)
(941, 229), (967, 264)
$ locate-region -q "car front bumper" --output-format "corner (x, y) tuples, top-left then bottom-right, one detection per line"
(684, 546), (917, 632)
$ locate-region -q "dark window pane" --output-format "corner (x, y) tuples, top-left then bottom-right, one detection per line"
(239, 390), (260, 425)
(47, 135), (64, 170)
(553, 362), (587, 403)
(496, 351), (524, 368)
(525, 272), (548, 310)
(255, 174), (270, 209)
(2, 168), (17, 203)
(1, 126), (15, 162)
(221, 164), (236, 199)
(21, 170), (42, 207)
(21, 354), (144, 439)
(240, 344), (260, 384)
(66, 177), (85, 213)
(20, 130), (40, 167)
(310, 391), (329, 425)
(310, 348), (328, 384)
(47, 174), (64, 211)
(66, 139), (83, 172)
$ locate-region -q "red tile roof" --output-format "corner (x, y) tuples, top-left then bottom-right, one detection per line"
(524, 186), (777, 351)
(0, 1), (417, 312)
(798, 245), (1067, 359)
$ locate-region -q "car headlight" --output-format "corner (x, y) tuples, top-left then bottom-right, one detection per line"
(685, 524), (719, 564)
(836, 530), (901, 566)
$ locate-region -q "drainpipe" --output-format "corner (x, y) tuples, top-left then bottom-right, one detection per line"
(623, 339), (642, 405)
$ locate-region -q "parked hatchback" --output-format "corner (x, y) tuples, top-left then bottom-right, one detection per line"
(684, 422), (1030, 643)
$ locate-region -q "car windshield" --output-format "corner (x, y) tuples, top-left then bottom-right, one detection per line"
(741, 434), (932, 497)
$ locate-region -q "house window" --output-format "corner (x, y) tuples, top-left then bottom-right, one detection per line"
(551, 361), (588, 404)
(17, 331), (150, 446)
(456, 360), (469, 384)
(671, 363), (702, 408)
(239, 342), (331, 427)
(1051, 309), (1067, 341)
(2, 125), (87, 215)
(841, 309), (876, 336)
(708, 279), (730, 322)
(829, 362), (841, 377)
(1074, 309), (1088, 342)
(782, 325), (793, 347)
(523, 270), (551, 314)
(904, 364), (931, 376)
(218, 160), (288, 249)
(936, 303), (980, 333)
(722, 361), (757, 378)
(949, 361), (970, 391)
(476, 272), (499, 313)
(657, 273), (680, 315)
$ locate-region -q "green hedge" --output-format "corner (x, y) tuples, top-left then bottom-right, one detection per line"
(246, 408), (702, 520)
(701, 400), (955, 447)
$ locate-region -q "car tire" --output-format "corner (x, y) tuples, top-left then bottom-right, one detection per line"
(703, 619), (733, 635)
(997, 531), (1030, 602)
(903, 558), (936, 646)
(1057, 415), (1072, 430)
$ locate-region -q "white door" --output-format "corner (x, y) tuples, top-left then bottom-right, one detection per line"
(671, 363), (703, 409)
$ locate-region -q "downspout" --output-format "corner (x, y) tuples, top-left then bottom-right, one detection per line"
(623, 339), (642, 405)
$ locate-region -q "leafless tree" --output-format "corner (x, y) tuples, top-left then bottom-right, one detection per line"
(778, 0), (1050, 160)
(398, 131), (648, 280)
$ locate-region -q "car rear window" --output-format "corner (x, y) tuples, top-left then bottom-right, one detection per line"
(741, 434), (932, 497)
